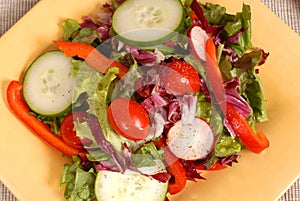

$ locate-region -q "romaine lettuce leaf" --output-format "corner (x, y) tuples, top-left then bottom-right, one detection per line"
(131, 142), (164, 168)
(214, 133), (241, 157)
(60, 156), (96, 201)
(62, 19), (80, 41)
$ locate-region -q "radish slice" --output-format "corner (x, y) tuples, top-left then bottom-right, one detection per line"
(188, 25), (209, 61)
(166, 117), (215, 160)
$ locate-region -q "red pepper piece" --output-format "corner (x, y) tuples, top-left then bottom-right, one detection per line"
(53, 40), (128, 78)
(194, 161), (227, 171)
(6, 80), (87, 160)
(188, 12), (198, 21)
(205, 37), (227, 114)
(226, 102), (269, 154)
(205, 37), (269, 154)
(163, 147), (187, 195)
(154, 136), (187, 195)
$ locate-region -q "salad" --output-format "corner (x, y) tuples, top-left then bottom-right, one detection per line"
(6, 0), (270, 200)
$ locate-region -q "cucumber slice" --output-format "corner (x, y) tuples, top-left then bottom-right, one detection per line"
(22, 50), (75, 116)
(112, 0), (184, 46)
(95, 170), (168, 201)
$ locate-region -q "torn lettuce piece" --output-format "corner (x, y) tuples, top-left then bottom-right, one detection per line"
(131, 142), (164, 168)
(60, 156), (96, 201)
(62, 19), (80, 41)
(214, 134), (242, 157)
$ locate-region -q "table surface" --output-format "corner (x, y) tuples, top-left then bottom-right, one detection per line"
(0, 0), (299, 201)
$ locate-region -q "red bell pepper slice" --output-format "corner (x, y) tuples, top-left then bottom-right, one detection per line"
(6, 80), (87, 160)
(154, 137), (187, 195)
(163, 147), (187, 195)
(194, 161), (227, 171)
(226, 102), (269, 154)
(205, 37), (269, 154)
(205, 37), (227, 115)
(53, 40), (128, 78)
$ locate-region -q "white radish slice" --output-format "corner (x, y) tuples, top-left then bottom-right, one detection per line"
(188, 25), (209, 61)
(166, 117), (215, 160)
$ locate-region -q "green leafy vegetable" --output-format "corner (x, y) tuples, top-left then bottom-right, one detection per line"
(131, 142), (164, 168)
(231, 50), (268, 122)
(230, 4), (252, 56)
(60, 156), (96, 201)
(201, 3), (227, 25)
(62, 19), (81, 41)
(214, 134), (242, 157)
(72, 28), (100, 44)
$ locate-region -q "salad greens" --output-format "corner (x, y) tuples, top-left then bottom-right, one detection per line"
(60, 156), (96, 201)
(13, 0), (270, 200)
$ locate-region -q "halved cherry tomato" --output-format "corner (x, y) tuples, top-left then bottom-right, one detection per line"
(60, 112), (88, 150)
(107, 98), (150, 141)
(160, 58), (200, 95)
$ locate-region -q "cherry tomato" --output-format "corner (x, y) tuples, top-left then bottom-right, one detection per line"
(160, 58), (200, 95)
(107, 98), (150, 141)
(60, 112), (87, 149)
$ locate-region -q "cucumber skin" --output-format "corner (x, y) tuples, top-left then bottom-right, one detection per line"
(111, 28), (185, 47)
(111, 0), (186, 47)
(22, 50), (74, 117)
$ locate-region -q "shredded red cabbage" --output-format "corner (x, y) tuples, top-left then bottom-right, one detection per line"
(80, 16), (100, 29)
(179, 159), (205, 181)
(224, 77), (252, 119)
(258, 49), (270, 66)
(218, 154), (240, 166)
(151, 172), (172, 183)
(227, 29), (248, 44)
(125, 45), (159, 66)
(87, 114), (127, 172)
(94, 161), (122, 172)
(190, 0), (209, 31)
(80, 3), (113, 41)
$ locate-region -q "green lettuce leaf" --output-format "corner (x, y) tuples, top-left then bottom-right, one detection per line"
(229, 4), (252, 56)
(62, 19), (80, 41)
(72, 28), (100, 44)
(214, 134), (242, 157)
(60, 156), (96, 201)
(131, 142), (164, 168)
(244, 76), (268, 122)
(231, 50), (268, 122)
(201, 3), (227, 25)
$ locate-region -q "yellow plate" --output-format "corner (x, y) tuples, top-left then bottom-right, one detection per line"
(0, 0), (299, 200)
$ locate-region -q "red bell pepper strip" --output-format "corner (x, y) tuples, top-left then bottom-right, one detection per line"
(6, 80), (87, 160)
(205, 37), (269, 154)
(205, 37), (227, 115)
(154, 137), (187, 195)
(226, 102), (269, 154)
(53, 40), (128, 78)
(194, 161), (227, 171)
(163, 147), (187, 195)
